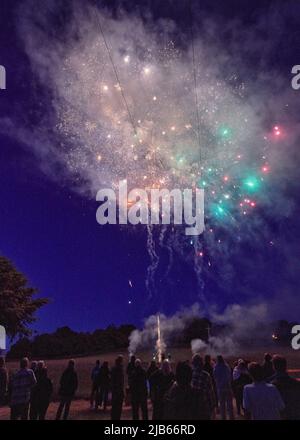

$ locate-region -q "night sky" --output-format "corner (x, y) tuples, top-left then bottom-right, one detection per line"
(1, 0), (300, 336)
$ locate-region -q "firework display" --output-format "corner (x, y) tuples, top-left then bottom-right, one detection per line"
(16, 7), (295, 311)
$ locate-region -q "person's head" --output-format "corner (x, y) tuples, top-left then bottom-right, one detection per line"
(103, 361), (109, 369)
(37, 360), (45, 370)
(161, 359), (171, 375)
(116, 355), (124, 367)
(68, 359), (75, 370)
(0, 357), (5, 368)
(20, 357), (29, 369)
(96, 360), (100, 366)
(176, 362), (192, 387)
(130, 355), (136, 364)
(264, 353), (272, 363)
(217, 355), (224, 364)
(238, 360), (247, 370)
(31, 360), (37, 370)
(135, 358), (142, 368)
(204, 354), (211, 364)
(192, 354), (203, 369)
(248, 362), (265, 382)
(272, 355), (287, 373)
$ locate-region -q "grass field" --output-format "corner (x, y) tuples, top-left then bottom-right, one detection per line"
(1, 345), (299, 420)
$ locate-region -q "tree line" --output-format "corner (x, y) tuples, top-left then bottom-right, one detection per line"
(7, 324), (136, 359)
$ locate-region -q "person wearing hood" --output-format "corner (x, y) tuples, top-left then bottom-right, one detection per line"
(130, 359), (148, 420)
(151, 360), (175, 420)
(232, 359), (251, 416)
(191, 354), (216, 419)
(213, 355), (234, 420)
(164, 362), (198, 420)
(271, 355), (300, 420)
(56, 359), (78, 420)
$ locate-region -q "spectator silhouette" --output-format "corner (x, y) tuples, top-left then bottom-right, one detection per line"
(111, 355), (125, 420)
(126, 355), (136, 398)
(90, 360), (100, 409)
(232, 359), (251, 416)
(271, 355), (300, 420)
(151, 359), (175, 420)
(96, 361), (110, 411)
(9, 357), (36, 420)
(262, 353), (274, 380)
(30, 366), (53, 420)
(164, 361), (199, 419)
(213, 355), (234, 420)
(130, 359), (148, 420)
(56, 359), (78, 420)
(0, 357), (8, 405)
(147, 360), (158, 403)
(203, 355), (214, 377)
(243, 362), (284, 420)
(203, 354), (218, 411)
(30, 360), (46, 420)
(191, 354), (216, 419)
(30, 361), (38, 374)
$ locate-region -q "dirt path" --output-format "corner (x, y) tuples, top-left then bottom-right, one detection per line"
(0, 399), (244, 420)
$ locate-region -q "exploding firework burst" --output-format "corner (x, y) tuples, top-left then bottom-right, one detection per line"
(16, 4), (292, 312)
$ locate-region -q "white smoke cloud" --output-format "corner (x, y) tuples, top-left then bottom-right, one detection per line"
(130, 301), (282, 356)
(129, 303), (201, 354)
(5, 0), (279, 196)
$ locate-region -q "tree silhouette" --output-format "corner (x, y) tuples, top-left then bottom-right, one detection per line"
(0, 256), (48, 339)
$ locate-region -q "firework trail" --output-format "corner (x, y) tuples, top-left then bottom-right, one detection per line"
(146, 225), (159, 301)
(159, 225), (174, 283)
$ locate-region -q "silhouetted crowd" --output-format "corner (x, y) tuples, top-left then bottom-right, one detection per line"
(0, 352), (300, 420)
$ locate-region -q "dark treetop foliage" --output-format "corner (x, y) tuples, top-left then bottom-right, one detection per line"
(0, 256), (49, 339)
(7, 324), (136, 359)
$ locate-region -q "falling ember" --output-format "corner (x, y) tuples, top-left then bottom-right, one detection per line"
(273, 125), (281, 136)
(261, 165), (269, 173)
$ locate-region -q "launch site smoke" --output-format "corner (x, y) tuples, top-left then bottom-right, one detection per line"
(128, 302), (283, 357)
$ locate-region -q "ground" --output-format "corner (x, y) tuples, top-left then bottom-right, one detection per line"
(1, 345), (299, 420)
(0, 399), (247, 420)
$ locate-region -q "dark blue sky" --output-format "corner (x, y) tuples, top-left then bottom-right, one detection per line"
(1, 0), (300, 335)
